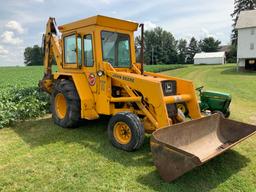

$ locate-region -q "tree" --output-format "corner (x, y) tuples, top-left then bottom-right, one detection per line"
(143, 27), (178, 64)
(231, 0), (256, 45)
(177, 39), (187, 64)
(199, 37), (221, 52)
(186, 37), (200, 64)
(226, 44), (237, 63)
(24, 47), (33, 66)
(24, 45), (43, 66)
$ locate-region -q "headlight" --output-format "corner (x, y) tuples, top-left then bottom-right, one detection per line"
(97, 70), (104, 77)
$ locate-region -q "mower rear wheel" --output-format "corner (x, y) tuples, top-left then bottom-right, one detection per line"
(51, 79), (80, 128)
(108, 112), (145, 151)
(225, 109), (231, 118)
(212, 110), (225, 118)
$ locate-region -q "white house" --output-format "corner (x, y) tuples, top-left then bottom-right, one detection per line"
(236, 10), (256, 71)
(194, 52), (226, 65)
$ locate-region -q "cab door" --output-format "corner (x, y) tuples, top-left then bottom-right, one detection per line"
(82, 33), (97, 93)
(62, 33), (82, 69)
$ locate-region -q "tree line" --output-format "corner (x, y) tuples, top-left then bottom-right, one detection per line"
(24, 0), (256, 66)
(135, 29), (223, 64)
(23, 34), (225, 66)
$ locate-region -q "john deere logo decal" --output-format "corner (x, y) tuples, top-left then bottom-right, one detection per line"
(88, 73), (96, 86)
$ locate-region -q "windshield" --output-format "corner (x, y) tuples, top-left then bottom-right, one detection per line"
(101, 31), (131, 67)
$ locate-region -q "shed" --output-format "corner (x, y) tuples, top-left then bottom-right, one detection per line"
(194, 52), (226, 65)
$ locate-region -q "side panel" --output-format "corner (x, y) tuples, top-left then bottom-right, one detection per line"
(107, 71), (170, 129)
(54, 73), (99, 120)
(144, 72), (202, 119)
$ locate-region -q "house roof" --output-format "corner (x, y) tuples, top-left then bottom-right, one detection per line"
(194, 52), (226, 59)
(59, 15), (139, 33)
(236, 10), (256, 29)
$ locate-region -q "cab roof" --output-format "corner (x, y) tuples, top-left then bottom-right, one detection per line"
(59, 15), (139, 33)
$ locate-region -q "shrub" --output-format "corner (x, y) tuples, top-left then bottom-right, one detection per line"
(0, 87), (50, 128)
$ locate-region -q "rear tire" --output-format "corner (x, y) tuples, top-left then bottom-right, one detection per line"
(108, 112), (145, 151)
(51, 79), (80, 128)
(212, 110), (225, 118)
(225, 109), (230, 118)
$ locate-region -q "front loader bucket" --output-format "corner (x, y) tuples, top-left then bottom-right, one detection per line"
(151, 114), (256, 182)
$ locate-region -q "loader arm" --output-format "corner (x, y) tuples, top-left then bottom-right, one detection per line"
(39, 17), (62, 93)
(103, 62), (202, 130)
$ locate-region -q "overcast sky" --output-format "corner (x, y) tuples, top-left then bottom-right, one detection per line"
(0, 0), (234, 66)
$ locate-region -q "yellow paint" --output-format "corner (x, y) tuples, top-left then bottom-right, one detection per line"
(59, 15), (138, 33)
(55, 93), (67, 119)
(41, 15), (203, 133)
(177, 103), (186, 114)
(113, 122), (132, 144)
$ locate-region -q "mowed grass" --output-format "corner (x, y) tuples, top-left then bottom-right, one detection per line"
(0, 64), (256, 192)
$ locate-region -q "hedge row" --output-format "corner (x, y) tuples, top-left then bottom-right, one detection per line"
(0, 87), (50, 128)
(145, 65), (186, 73)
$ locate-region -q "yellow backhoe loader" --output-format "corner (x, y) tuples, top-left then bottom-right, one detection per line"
(39, 15), (256, 182)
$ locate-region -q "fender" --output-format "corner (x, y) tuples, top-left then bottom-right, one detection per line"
(54, 72), (99, 120)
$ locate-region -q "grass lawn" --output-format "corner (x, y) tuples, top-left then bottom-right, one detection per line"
(0, 64), (256, 192)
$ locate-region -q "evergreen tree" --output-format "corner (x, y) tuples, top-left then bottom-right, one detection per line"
(226, 44), (238, 63)
(231, 0), (256, 45)
(24, 47), (33, 66)
(186, 37), (200, 64)
(177, 39), (187, 64)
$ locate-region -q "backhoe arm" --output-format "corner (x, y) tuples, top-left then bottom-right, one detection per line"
(39, 17), (62, 93)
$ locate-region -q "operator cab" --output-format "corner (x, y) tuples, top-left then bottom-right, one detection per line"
(58, 15), (138, 70)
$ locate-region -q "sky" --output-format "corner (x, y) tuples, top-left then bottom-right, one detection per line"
(0, 0), (234, 66)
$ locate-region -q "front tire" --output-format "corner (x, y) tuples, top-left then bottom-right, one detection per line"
(177, 103), (188, 116)
(51, 79), (80, 128)
(108, 112), (145, 151)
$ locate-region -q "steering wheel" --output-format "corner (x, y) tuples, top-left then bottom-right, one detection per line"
(196, 86), (204, 92)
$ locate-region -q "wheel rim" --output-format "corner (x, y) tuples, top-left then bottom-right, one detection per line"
(177, 104), (186, 114)
(113, 122), (132, 145)
(55, 93), (67, 119)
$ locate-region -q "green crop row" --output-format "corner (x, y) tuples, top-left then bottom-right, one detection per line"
(0, 65), (186, 128)
(0, 87), (50, 128)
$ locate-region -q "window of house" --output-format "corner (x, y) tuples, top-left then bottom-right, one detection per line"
(250, 43), (254, 50)
(84, 34), (94, 67)
(251, 28), (255, 35)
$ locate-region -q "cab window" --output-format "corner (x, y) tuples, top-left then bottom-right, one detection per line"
(64, 34), (82, 65)
(84, 34), (94, 67)
(101, 31), (131, 67)
(77, 36), (82, 65)
(64, 35), (76, 64)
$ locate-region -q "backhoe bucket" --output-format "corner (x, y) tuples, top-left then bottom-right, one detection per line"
(151, 114), (256, 182)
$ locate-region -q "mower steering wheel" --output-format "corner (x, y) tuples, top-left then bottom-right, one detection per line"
(196, 86), (204, 92)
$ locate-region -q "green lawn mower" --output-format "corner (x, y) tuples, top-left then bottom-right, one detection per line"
(177, 86), (231, 118)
